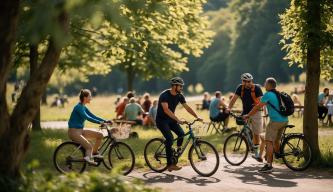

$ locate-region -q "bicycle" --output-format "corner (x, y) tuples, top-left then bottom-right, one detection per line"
(144, 119), (220, 177)
(53, 123), (135, 175)
(223, 113), (312, 171)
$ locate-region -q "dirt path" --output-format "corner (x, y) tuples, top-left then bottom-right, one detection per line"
(130, 156), (333, 192)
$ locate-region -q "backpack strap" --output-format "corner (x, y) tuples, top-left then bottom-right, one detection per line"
(241, 84), (245, 98)
(241, 84), (260, 105)
(267, 90), (284, 115)
(251, 85), (260, 105)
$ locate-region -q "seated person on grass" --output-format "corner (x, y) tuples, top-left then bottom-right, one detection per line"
(209, 91), (230, 130)
(124, 97), (145, 125)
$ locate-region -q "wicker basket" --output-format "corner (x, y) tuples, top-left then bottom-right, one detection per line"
(110, 124), (131, 139)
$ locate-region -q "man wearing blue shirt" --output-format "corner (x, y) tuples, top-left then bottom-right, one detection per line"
(318, 88), (329, 121)
(244, 77), (288, 173)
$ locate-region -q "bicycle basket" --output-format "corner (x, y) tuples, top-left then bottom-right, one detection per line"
(192, 122), (209, 136)
(235, 117), (245, 125)
(110, 124), (131, 139)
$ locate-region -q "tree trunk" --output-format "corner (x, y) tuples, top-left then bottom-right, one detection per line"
(30, 44), (42, 131)
(303, 0), (321, 160)
(0, 9), (68, 182)
(0, 0), (21, 138)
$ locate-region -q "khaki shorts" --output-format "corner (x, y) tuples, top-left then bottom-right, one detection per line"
(265, 121), (288, 142)
(68, 128), (103, 152)
(249, 111), (263, 135)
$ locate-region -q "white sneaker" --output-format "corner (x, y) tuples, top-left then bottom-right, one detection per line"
(84, 156), (97, 165)
(92, 153), (104, 159)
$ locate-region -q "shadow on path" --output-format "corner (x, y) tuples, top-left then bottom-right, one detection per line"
(223, 164), (333, 188)
(135, 172), (221, 186)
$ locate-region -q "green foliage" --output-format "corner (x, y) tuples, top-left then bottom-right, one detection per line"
(192, 0), (304, 92)
(96, 0), (214, 88)
(280, 0), (333, 79)
(19, 170), (158, 192)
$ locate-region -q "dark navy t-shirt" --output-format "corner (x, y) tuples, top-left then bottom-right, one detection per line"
(156, 89), (186, 122)
(235, 84), (263, 115)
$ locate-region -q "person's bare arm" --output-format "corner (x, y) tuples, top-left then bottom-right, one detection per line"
(182, 103), (202, 120)
(227, 94), (239, 111)
(244, 102), (266, 118)
(161, 102), (182, 123)
(220, 99), (228, 108)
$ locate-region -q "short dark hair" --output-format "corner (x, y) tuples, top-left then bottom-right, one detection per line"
(127, 91), (135, 99)
(215, 91), (221, 97)
(323, 88), (329, 92)
(79, 89), (91, 102)
(265, 77), (277, 88)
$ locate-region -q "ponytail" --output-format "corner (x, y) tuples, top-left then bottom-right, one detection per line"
(79, 89), (91, 102)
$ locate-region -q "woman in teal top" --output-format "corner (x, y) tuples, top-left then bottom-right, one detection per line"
(68, 89), (109, 165)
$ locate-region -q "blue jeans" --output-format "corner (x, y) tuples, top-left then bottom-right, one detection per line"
(156, 120), (185, 166)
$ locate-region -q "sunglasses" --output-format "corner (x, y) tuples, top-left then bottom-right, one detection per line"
(242, 80), (251, 83)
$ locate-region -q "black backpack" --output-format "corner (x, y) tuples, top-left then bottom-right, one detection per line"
(268, 90), (294, 116)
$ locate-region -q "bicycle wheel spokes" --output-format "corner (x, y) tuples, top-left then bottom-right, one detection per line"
(189, 140), (219, 177)
(54, 142), (86, 173)
(108, 142), (135, 175)
(223, 133), (248, 166)
(144, 138), (168, 172)
(282, 135), (312, 171)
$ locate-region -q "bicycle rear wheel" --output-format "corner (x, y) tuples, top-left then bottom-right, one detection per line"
(108, 142), (135, 175)
(223, 133), (249, 166)
(144, 138), (168, 172)
(53, 141), (86, 173)
(189, 140), (219, 177)
(281, 135), (312, 171)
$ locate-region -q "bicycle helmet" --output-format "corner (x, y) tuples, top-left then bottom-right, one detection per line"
(241, 73), (253, 81)
(170, 77), (185, 86)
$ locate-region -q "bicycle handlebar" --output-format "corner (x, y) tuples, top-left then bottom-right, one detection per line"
(183, 119), (202, 126)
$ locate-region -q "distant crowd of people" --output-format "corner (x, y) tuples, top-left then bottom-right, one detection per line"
(115, 91), (157, 126)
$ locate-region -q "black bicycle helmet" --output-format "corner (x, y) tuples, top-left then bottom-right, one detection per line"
(241, 73), (253, 81)
(170, 77), (185, 86)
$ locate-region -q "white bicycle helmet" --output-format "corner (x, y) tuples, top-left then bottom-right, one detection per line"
(170, 77), (185, 86)
(241, 73), (253, 81)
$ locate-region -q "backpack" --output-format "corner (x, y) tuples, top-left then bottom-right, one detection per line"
(268, 90), (294, 116)
(240, 84), (260, 105)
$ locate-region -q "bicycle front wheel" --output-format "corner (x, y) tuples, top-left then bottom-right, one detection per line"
(108, 142), (135, 175)
(144, 138), (168, 172)
(53, 141), (86, 174)
(223, 133), (249, 166)
(189, 140), (220, 177)
(281, 135), (312, 171)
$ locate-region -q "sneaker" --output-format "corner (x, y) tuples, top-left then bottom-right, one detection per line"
(167, 164), (182, 172)
(84, 156), (98, 165)
(258, 164), (273, 173)
(252, 155), (263, 162)
(92, 153), (104, 159)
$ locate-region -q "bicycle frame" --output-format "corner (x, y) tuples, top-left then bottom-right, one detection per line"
(155, 123), (201, 160)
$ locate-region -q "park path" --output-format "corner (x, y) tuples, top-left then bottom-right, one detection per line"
(129, 156), (333, 192)
(41, 122), (333, 192)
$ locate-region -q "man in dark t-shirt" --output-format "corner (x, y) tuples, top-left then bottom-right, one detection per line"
(156, 77), (202, 172)
(227, 73), (264, 159)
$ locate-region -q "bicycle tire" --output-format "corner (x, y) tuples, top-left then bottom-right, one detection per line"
(53, 141), (86, 174)
(281, 134), (312, 171)
(144, 138), (168, 173)
(223, 133), (249, 166)
(108, 142), (135, 175)
(189, 140), (220, 177)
